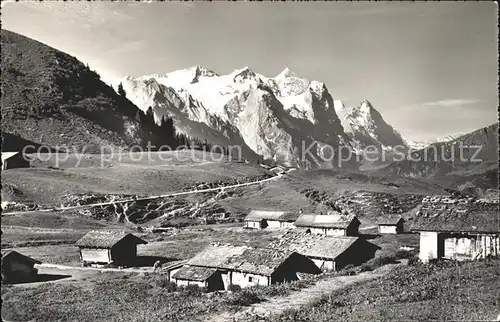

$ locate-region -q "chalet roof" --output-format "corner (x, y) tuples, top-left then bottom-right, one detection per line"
(1, 152), (21, 162)
(225, 247), (296, 276)
(1, 250), (41, 265)
(187, 245), (248, 268)
(294, 213), (359, 229)
(244, 210), (299, 222)
(75, 230), (148, 248)
(378, 217), (405, 225)
(268, 232), (361, 260)
(162, 260), (188, 272)
(410, 202), (500, 233)
(186, 244), (296, 276)
(171, 265), (218, 281)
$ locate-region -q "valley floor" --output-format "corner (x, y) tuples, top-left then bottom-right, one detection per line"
(1, 210), (497, 322)
(2, 154), (497, 321)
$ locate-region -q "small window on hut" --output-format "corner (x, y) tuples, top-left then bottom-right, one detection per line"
(248, 276), (254, 282)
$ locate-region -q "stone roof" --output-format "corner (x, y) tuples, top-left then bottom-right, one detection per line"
(75, 230), (148, 248)
(187, 245), (248, 268)
(186, 244), (296, 276)
(268, 231), (364, 260)
(1, 250), (41, 265)
(294, 213), (359, 229)
(171, 265), (218, 281)
(410, 201), (499, 233)
(244, 210), (299, 222)
(225, 248), (296, 276)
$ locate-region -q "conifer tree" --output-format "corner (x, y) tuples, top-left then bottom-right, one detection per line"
(117, 82), (126, 97)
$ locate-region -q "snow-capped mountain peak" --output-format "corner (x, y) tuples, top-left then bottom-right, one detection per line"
(359, 99), (373, 112)
(335, 99), (408, 150)
(405, 132), (469, 150)
(136, 65), (218, 89)
(275, 67), (298, 80)
(308, 80), (327, 97)
(232, 66), (258, 83)
(122, 65), (408, 167)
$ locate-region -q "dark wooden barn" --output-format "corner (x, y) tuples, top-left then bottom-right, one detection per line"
(1, 152), (30, 170)
(1, 251), (41, 284)
(269, 231), (380, 271)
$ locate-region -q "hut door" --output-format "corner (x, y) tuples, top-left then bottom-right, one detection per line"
(437, 233), (445, 258)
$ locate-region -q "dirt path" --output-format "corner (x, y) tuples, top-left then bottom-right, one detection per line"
(36, 263), (154, 273)
(3, 174), (283, 216)
(205, 261), (405, 322)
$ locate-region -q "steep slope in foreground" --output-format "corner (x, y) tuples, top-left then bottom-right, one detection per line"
(1, 30), (171, 153)
(374, 123), (499, 192)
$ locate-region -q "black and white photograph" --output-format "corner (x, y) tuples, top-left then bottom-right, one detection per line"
(1, 1), (499, 321)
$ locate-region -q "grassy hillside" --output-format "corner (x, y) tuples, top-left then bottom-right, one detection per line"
(230, 169), (450, 224)
(380, 123), (498, 175)
(1, 151), (271, 204)
(1, 29), (173, 153)
(1, 151), (453, 227)
(275, 260), (500, 321)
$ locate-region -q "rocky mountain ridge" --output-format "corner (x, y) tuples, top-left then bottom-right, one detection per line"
(122, 66), (410, 168)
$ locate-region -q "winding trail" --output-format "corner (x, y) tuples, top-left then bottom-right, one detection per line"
(2, 174), (284, 216)
(204, 261), (406, 322)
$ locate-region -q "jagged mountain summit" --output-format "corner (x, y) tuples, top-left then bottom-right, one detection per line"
(122, 66), (409, 168)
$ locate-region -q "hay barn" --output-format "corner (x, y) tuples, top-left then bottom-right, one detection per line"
(411, 197), (500, 263)
(163, 260), (188, 281)
(378, 217), (405, 234)
(269, 232), (380, 271)
(75, 230), (148, 266)
(244, 210), (298, 229)
(1, 251), (41, 284)
(294, 213), (360, 236)
(171, 266), (223, 291)
(1, 152), (30, 170)
(175, 244), (320, 290)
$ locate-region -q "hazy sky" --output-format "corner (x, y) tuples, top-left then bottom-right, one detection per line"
(2, 1), (498, 141)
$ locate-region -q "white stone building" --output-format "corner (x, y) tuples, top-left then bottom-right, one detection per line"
(411, 197), (499, 263)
